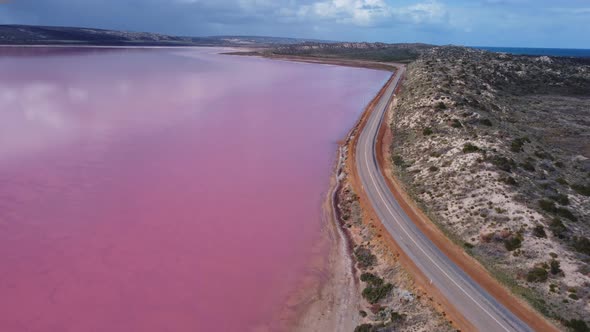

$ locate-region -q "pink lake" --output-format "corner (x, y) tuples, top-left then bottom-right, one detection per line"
(0, 47), (389, 332)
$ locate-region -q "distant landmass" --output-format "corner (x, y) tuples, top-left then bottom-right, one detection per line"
(473, 46), (590, 58)
(2, 24), (589, 61)
(0, 24), (331, 47)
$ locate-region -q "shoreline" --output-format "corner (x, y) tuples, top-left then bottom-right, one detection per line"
(288, 63), (397, 332)
(250, 53), (453, 331)
(236, 50), (560, 331)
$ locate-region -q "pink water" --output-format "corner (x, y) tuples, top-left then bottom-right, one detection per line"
(0, 47), (389, 332)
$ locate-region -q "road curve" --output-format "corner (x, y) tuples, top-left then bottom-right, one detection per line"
(355, 67), (533, 332)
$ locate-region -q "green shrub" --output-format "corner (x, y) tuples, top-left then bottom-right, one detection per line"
(490, 156), (515, 172)
(532, 225), (546, 238)
(499, 176), (518, 186)
(463, 143), (480, 153)
(555, 207), (577, 221)
(362, 282), (393, 304)
(360, 272), (383, 286)
(392, 155), (405, 167)
(451, 119), (463, 128)
(534, 150), (554, 160)
(526, 267), (548, 282)
(423, 127), (433, 136)
(391, 311), (406, 323)
(569, 293), (579, 300)
(556, 177), (569, 186)
(572, 184), (590, 196)
(572, 236), (590, 256)
(566, 319), (589, 332)
(435, 101), (447, 110)
(539, 199), (556, 212)
(354, 247), (377, 268)
(510, 137), (530, 153)
(550, 259), (562, 274)
(550, 193), (570, 205)
(354, 324), (375, 332)
(359, 310), (367, 318)
(480, 119), (493, 126)
(549, 218), (568, 239)
(504, 235), (523, 251)
(520, 161), (535, 172)
(429, 165), (439, 172)
(464, 242), (475, 249)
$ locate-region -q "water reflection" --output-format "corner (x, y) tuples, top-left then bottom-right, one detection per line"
(0, 47), (389, 332)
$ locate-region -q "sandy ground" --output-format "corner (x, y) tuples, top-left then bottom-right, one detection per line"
(290, 173), (361, 332)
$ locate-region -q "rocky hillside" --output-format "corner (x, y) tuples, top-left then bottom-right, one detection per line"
(271, 42), (434, 62)
(390, 46), (590, 330)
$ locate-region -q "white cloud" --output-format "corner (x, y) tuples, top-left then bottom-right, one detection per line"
(397, 1), (447, 24)
(292, 0), (447, 27)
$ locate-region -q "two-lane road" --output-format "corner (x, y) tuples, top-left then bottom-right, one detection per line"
(355, 67), (533, 331)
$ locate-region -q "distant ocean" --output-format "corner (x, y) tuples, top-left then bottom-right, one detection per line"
(472, 46), (590, 58)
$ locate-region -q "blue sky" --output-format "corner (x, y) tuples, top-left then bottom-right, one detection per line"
(1, 0), (589, 48)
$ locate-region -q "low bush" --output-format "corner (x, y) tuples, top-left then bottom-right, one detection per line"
(490, 156), (516, 172)
(354, 247), (377, 268)
(572, 236), (590, 256)
(499, 176), (518, 186)
(566, 319), (589, 332)
(429, 165), (439, 172)
(391, 311), (406, 323)
(435, 101), (447, 110)
(556, 177), (569, 185)
(354, 324), (375, 332)
(392, 155), (405, 167)
(520, 161), (535, 172)
(555, 207), (576, 221)
(423, 127), (433, 136)
(539, 199), (556, 212)
(362, 282), (393, 304)
(549, 218), (568, 239)
(480, 118), (493, 126)
(550, 259), (562, 274)
(572, 184), (590, 196)
(463, 142), (480, 153)
(550, 193), (570, 205)
(534, 150), (554, 160)
(532, 225), (547, 238)
(360, 272), (383, 286)
(451, 119), (463, 128)
(504, 235), (523, 251)
(510, 137), (530, 153)
(526, 267), (548, 282)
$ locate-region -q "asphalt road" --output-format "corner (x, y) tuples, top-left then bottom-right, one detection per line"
(355, 67), (534, 332)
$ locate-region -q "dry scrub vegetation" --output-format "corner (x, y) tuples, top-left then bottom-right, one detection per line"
(390, 46), (590, 330)
(336, 169), (453, 332)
